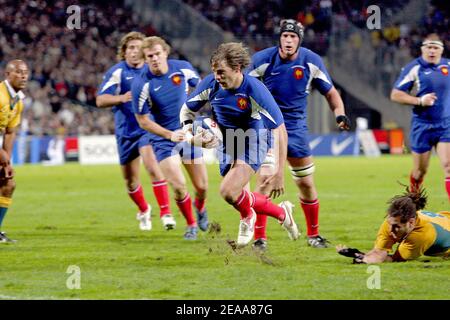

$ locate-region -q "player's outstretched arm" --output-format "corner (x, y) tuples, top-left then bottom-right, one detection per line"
(324, 87), (350, 130)
(337, 244), (393, 264)
(96, 92), (132, 108)
(135, 114), (184, 142)
(390, 88), (437, 107)
(360, 248), (390, 264)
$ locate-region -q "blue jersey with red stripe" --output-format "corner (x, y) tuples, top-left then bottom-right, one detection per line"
(248, 46), (333, 127)
(98, 61), (148, 139)
(131, 59), (200, 141)
(394, 57), (450, 122)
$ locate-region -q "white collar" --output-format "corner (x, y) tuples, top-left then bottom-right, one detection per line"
(4, 80), (26, 100)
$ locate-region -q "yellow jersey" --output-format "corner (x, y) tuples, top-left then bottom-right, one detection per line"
(375, 211), (450, 260)
(0, 80), (25, 132)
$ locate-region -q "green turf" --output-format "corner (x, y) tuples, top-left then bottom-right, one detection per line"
(0, 155), (449, 299)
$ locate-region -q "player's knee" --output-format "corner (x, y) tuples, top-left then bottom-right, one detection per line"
(126, 179), (140, 191)
(174, 189), (186, 200)
(147, 170), (160, 181)
(171, 182), (187, 199)
(289, 163), (315, 180)
(297, 178), (315, 190)
(145, 165), (163, 181)
(441, 160), (450, 174)
(219, 185), (230, 201)
(2, 179), (16, 196)
(219, 184), (237, 204)
(195, 186), (207, 198)
(194, 180), (208, 196)
(413, 167), (427, 178)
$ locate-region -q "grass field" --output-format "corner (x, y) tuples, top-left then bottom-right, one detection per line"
(0, 155), (449, 300)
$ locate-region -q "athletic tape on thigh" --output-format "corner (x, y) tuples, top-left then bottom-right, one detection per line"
(289, 163), (315, 178)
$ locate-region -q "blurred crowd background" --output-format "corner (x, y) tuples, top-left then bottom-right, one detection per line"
(0, 0), (448, 137)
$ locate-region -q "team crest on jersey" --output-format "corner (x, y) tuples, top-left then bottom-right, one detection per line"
(293, 68), (304, 80)
(237, 97), (248, 110)
(440, 66), (449, 76)
(169, 72), (183, 86)
(172, 75), (182, 85)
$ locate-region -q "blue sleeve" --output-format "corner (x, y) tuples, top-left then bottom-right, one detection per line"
(308, 52), (333, 95)
(246, 51), (268, 78)
(248, 77), (284, 129)
(98, 66), (122, 95)
(394, 61), (418, 92)
(185, 74), (214, 112)
(131, 76), (152, 115)
(188, 77), (200, 88)
(183, 61), (200, 88)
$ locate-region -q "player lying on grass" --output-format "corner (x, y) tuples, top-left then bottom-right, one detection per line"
(180, 42), (299, 247)
(337, 187), (450, 263)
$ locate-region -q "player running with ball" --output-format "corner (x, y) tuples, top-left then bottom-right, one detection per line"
(180, 42), (299, 247)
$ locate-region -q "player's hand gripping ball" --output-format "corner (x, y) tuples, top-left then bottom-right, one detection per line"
(193, 117), (223, 141)
(192, 117), (222, 148)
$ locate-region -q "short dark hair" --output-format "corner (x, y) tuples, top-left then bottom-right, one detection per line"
(423, 33), (441, 42)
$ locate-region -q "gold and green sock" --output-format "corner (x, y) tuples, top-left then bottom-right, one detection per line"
(0, 197), (12, 229)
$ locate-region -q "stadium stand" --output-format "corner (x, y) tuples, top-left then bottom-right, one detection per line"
(0, 0), (182, 136)
(0, 0), (448, 137)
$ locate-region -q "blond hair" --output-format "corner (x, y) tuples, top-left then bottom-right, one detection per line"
(210, 42), (250, 71)
(117, 31), (145, 61)
(141, 36), (171, 58)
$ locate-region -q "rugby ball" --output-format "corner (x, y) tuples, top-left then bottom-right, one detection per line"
(192, 116), (223, 142)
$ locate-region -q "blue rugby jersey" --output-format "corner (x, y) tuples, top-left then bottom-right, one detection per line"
(248, 46), (333, 126)
(131, 59), (200, 140)
(98, 61), (148, 139)
(185, 73), (284, 136)
(394, 57), (450, 122)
